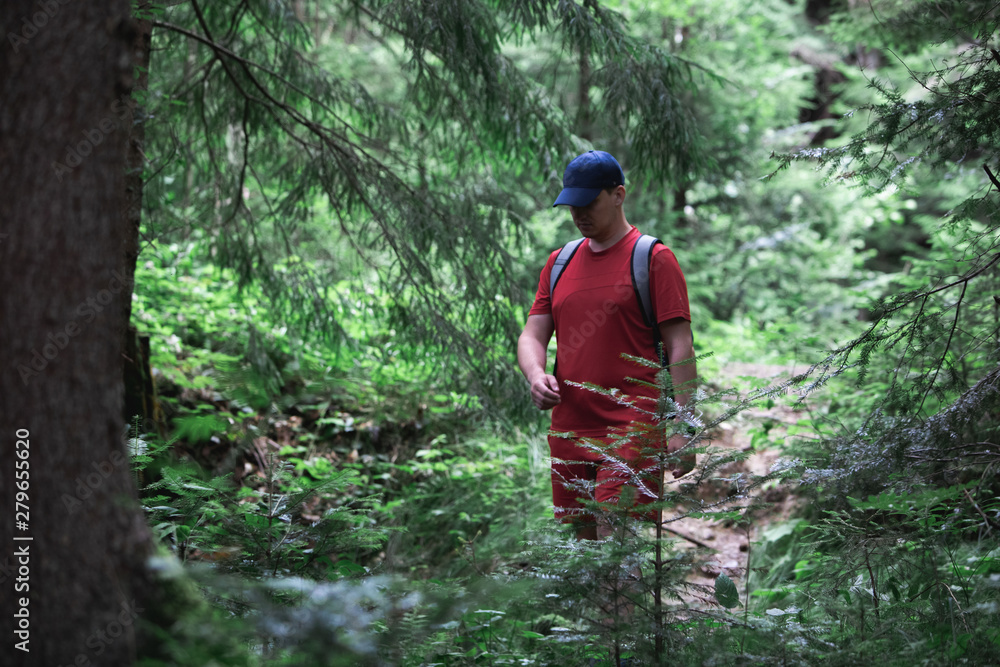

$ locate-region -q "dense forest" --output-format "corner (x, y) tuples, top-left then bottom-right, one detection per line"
(1, 0), (999, 665)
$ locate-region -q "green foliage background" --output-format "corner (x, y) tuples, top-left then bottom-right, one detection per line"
(126, 0), (1000, 664)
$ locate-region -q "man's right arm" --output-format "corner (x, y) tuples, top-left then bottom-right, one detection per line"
(517, 313), (561, 410)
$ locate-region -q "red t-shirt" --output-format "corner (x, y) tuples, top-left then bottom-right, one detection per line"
(529, 226), (691, 436)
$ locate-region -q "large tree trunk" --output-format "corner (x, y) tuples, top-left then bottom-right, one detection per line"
(0, 3), (155, 665)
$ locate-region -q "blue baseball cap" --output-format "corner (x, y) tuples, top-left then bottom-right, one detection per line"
(552, 150), (625, 207)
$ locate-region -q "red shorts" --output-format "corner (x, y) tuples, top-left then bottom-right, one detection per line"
(548, 432), (663, 524)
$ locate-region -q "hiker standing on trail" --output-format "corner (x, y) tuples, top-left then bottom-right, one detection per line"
(517, 150), (697, 540)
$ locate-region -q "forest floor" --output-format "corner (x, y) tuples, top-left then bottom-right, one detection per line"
(668, 361), (810, 601)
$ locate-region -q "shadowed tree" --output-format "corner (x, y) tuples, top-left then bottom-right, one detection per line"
(0, 2), (156, 665)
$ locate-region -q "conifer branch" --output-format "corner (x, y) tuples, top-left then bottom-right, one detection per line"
(156, 2), (530, 371)
(915, 280), (966, 417)
(962, 488), (1000, 532)
(153, 15), (420, 191)
(660, 524), (715, 550)
(983, 163), (1000, 191)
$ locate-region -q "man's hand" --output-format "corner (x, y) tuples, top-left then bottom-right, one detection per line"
(518, 314), (560, 410)
(529, 373), (561, 410)
(667, 432), (695, 478)
(658, 317), (697, 478)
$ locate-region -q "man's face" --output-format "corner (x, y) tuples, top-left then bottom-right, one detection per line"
(569, 187), (622, 240)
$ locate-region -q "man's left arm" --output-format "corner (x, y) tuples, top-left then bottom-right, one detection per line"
(658, 317), (697, 477)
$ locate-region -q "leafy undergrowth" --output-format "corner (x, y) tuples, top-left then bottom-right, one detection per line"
(131, 255), (1000, 666)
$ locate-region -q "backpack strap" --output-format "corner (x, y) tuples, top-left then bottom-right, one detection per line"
(630, 234), (660, 326)
(549, 239), (585, 378)
(630, 234), (665, 365)
(549, 238), (586, 296)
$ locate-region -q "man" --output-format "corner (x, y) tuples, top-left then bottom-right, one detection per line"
(517, 150), (696, 540)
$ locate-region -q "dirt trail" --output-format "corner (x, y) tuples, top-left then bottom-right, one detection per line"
(665, 362), (809, 601)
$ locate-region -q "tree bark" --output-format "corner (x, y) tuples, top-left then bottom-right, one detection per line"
(0, 2), (155, 665)
(121, 3), (151, 329)
(672, 185), (688, 227)
(120, 3), (163, 433)
(577, 47), (593, 141)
